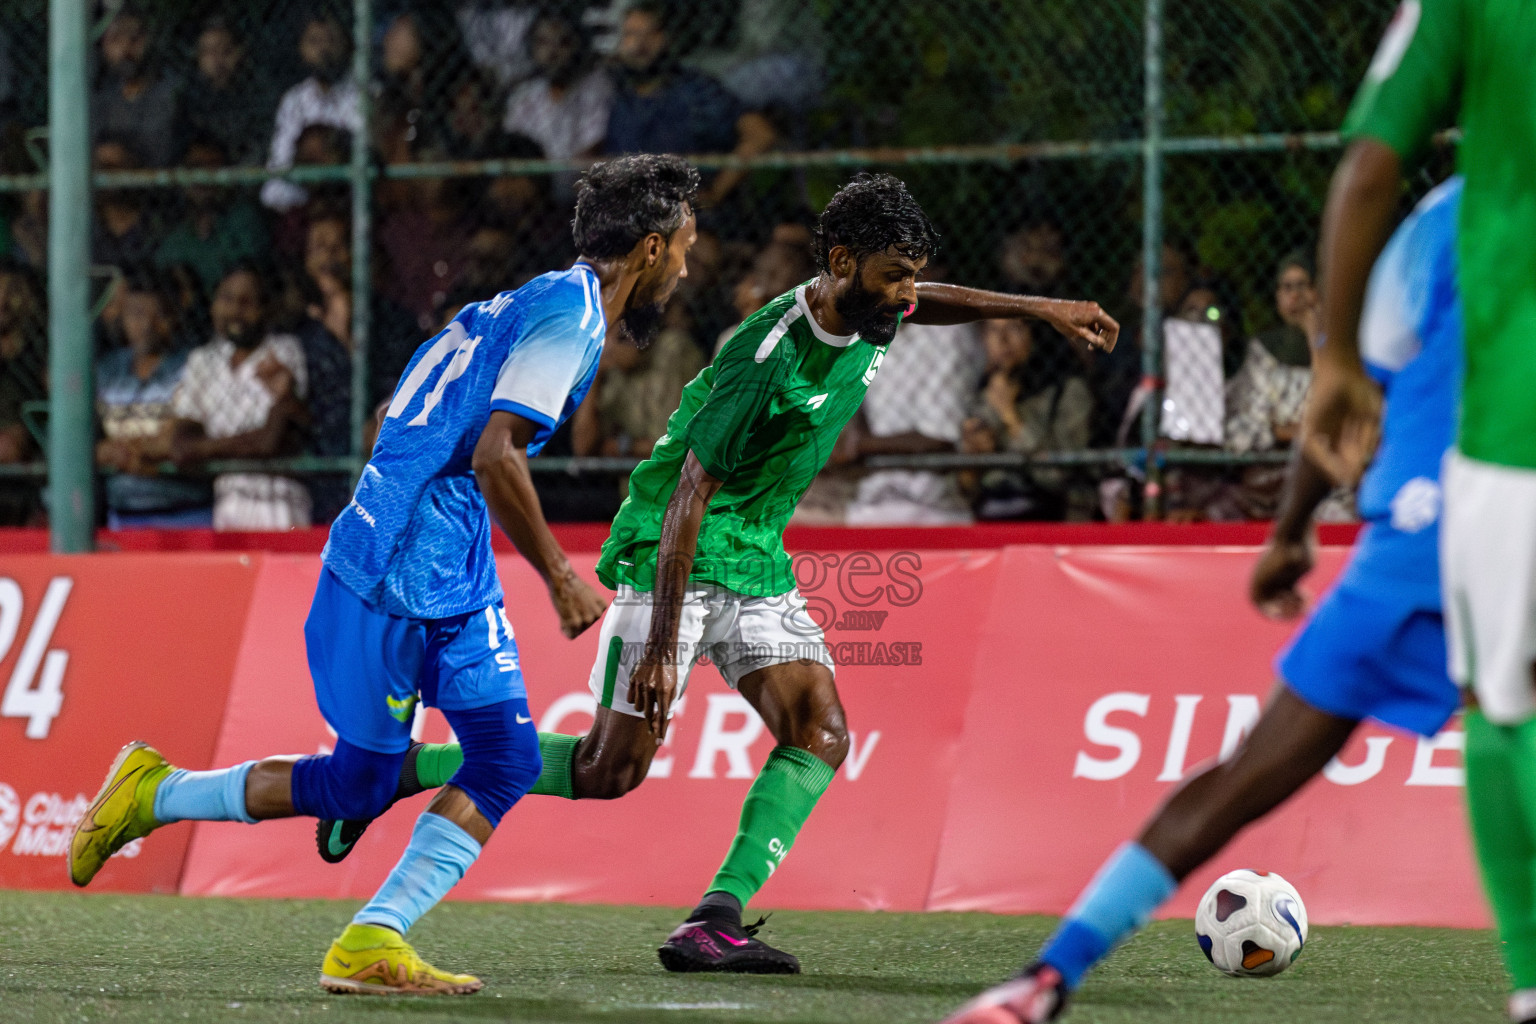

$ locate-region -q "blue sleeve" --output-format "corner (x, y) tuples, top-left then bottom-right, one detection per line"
(489, 302), (601, 430)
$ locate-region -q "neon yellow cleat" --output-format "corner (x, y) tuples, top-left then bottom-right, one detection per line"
(69, 740), (170, 887)
(320, 924), (483, 995)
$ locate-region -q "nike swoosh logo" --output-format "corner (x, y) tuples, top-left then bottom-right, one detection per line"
(79, 765), (143, 834)
(515, 714), (533, 724)
(719, 933), (750, 947)
(327, 825), (352, 855)
(331, 956), (352, 969)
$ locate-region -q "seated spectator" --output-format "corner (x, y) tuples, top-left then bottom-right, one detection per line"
(91, 7), (183, 167)
(683, 0), (827, 115)
(717, 224), (817, 350)
(999, 214), (1069, 298)
(261, 14), (362, 212)
(1251, 250), (1317, 368)
(376, 9), (474, 160)
(605, 1), (776, 208)
(183, 17), (278, 167)
(571, 327), (705, 463)
(269, 124), (352, 264)
(842, 317), (985, 525)
(0, 257), (43, 524)
(960, 318), (1093, 520)
(455, 2), (537, 93)
(503, 9), (612, 193)
(478, 133), (576, 279)
(155, 134), (270, 293)
(1092, 238), (1192, 446)
(92, 138), (161, 269)
(95, 270), (212, 528)
(378, 166), (478, 331)
(169, 265), (311, 530)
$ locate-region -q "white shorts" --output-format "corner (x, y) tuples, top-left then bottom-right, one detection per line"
(1442, 452), (1536, 724)
(587, 584), (835, 718)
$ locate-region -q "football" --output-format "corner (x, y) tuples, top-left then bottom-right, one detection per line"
(1194, 869), (1308, 977)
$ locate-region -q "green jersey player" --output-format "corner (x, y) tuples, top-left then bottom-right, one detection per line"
(1305, 2), (1536, 1021)
(320, 174), (1119, 973)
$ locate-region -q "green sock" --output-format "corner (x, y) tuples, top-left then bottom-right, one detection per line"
(1465, 710), (1536, 988)
(705, 746), (836, 909)
(413, 734), (578, 799)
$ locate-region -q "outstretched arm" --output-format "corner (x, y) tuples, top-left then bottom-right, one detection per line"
(473, 409), (607, 639)
(628, 451), (723, 739)
(909, 282), (1120, 351)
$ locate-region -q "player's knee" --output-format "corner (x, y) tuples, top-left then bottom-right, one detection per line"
(443, 701), (542, 827)
(801, 703), (849, 770)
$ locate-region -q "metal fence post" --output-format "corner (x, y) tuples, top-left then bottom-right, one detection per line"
(349, 0), (374, 468)
(1138, 0), (1166, 520)
(48, 0), (94, 552)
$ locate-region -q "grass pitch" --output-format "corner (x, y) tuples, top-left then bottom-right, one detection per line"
(0, 891), (1509, 1024)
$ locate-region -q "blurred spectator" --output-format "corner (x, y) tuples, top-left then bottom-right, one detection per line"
(154, 134), (270, 293)
(998, 215), (1068, 297)
(842, 319), (984, 525)
(960, 318), (1093, 521)
(270, 124), (352, 264)
(443, 66), (502, 160)
(94, 270), (212, 528)
(262, 14), (362, 212)
(503, 9), (612, 182)
(376, 9), (475, 160)
(1223, 253), (1316, 459)
(0, 257), (43, 524)
(378, 167), (477, 331)
(1252, 250), (1317, 368)
(684, 0), (827, 115)
(571, 330), (705, 463)
(92, 138), (161, 269)
(1176, 277), (1247, 379)
(169, 265), (311, 530)
(716, 223), (815, 351)
(92, 7), (183, 167)
(477, 133), (576, 278)
(1092, 239), (1192, 446)
(183, 17), (278, 167)
(455, 2), (538, 92)
(605, 1), (776, 207)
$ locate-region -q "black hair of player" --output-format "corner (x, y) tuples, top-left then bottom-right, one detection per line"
(571, 154), (700, 260)
(812, 173), (940, 274)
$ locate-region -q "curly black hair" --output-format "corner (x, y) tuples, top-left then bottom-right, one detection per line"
(812, 173), (940, 273)
(571, 154), (701, 260)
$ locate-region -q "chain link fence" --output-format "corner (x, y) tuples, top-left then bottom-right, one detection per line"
(0, 0), (1416, 534)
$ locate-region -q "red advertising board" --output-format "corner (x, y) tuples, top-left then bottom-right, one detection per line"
(0, 542), (1489, 928)
(0, 555), (257, 892)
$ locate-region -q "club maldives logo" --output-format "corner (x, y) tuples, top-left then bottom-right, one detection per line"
(0, 783), (19, 852)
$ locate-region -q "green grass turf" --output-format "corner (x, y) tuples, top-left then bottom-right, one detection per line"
(0, 891), (1510, 1024)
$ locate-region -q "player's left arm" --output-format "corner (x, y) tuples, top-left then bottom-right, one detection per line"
(473, 409), (607, 639)
(908, 282), (1119, 352)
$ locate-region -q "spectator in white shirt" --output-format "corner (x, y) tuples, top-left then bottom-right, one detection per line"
(261, 15), (361, 212)
(169, 265), (312, 530)
(503, 10), (612, 168)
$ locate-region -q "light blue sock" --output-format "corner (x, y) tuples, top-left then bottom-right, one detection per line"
(152, 762), (258, 824)
(1039, 841), (1177, 989)
(354, 813), (481, 935)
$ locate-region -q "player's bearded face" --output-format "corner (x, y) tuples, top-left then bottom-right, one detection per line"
(618, 296), (665, 350)
(834, 272), (906, 346)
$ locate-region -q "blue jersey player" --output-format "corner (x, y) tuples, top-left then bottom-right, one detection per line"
(68, 155), (702, 997)
(944, 179), (1464, 1024)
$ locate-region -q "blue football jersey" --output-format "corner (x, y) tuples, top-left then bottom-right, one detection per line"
(1344, 177), (1462, 608)
(323, 263), (606, 618)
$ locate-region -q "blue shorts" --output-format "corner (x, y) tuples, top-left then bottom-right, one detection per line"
(305, 567), (528, 754)
(1276, 581), (1457, 738)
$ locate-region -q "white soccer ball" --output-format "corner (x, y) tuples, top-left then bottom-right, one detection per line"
(1193, 869), (1308, 977)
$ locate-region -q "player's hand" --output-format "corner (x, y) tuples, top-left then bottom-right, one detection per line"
(1042, 301), (1119, 352)
(1250, 536), (1314, 620)
(628, 651), (679, 740)
(1301, 360), (1382, 486)
(549, 570), (607, 639)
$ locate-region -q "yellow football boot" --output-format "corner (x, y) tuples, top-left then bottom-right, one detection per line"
(320, 923), (483, 995)
(69, 741), (171, 887)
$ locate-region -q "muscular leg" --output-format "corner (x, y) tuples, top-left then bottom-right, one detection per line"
(1036, 680), (1357, 991)
(569, 706), (663, 799)
(1139, 682), (1358, 878)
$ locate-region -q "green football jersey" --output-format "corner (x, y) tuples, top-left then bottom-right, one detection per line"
(1343, 0), (1536, 469)
(597, 284), (892, 596)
